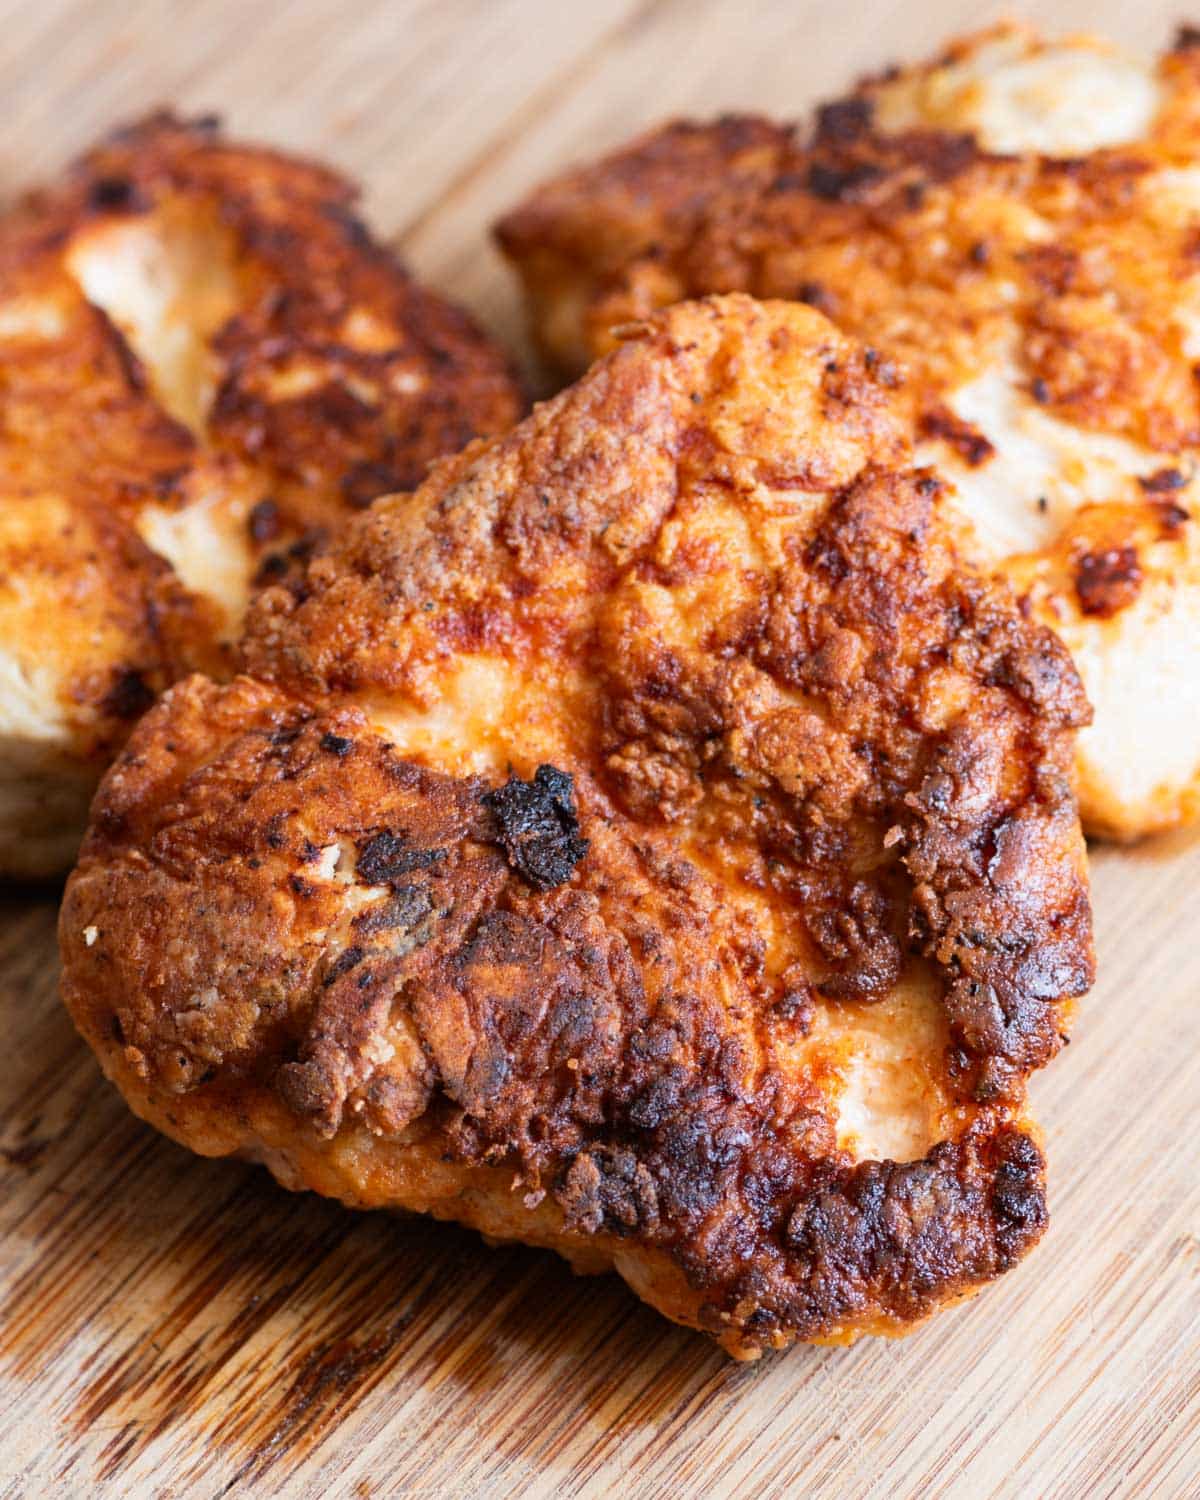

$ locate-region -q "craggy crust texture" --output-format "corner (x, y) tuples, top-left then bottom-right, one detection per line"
(496, 22), (1200, 840)
(0, 112), (522, 875)
(61, 298), (1094, 1356)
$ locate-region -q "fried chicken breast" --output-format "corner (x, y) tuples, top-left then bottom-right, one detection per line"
(0, 113), (522, 876)
(496, 22), (1200, 840)
(60, 298), (1094, 1356)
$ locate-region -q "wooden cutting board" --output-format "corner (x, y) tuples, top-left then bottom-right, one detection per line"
(1, 3), (1198, 1494)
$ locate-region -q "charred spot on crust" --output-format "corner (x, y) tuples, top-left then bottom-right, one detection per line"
(1074, 545), (1143, 618)
(779, 1128), (1046, 1321)
(253, 529), (325, 588)
(356, 829), (447, 885)
(253, 552), (291, 585)
(806, 160), (885, 202)
(247, 497), (282, 544)
(1138, 466), (1189, 494)
(319, 731), (353, 756)
(87, 175), (144, 212)
(102, 668), (156, 721)
(352, 885), (432, 936)
(1175, 24), (1200, 51)
(806, 883), (903, 1000)
(274, 1056), (338, 1126)
(482, 765), (590, 891)
(560, 1146), (661, 1235)
(990, 1129), (1046, 1235)
(814, 96), (875, 146)
(918, 405), (995, 467)
(322, 945), (365, 986)
(773, 971), (817, 1034)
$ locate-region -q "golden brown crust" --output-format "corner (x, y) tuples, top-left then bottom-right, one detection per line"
(0, 112), (523, 873)
(495, 32), (1200, 410)
(10, 111), (524, 516)
(61, 297), (1093, 1355)
(495, 25), (1200, 840)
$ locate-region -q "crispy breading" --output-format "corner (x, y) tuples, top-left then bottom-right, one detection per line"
(0, 112), (523, 876)
(496, 22), (1200, 840)
(60, 298), (1094, 1356)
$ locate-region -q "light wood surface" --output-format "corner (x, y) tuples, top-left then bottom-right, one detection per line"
(1, 3), (1198, 1496)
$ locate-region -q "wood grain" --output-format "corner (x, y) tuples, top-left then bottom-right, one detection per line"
(0, 2), (1198, 1495)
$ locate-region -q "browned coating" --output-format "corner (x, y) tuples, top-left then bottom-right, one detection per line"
(494, 25), (1200, 841)
(11, 111), (524, 511)
(495, 41), (1200, 433)
(1074, 546), (1144, 618)
(60, 297), (1093, 1356)
(0, 111), (523, 867)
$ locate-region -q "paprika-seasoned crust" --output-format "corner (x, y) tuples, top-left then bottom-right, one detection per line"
(61, 297), (1093, 1356)
(0, 111), (523, 876)
(496, 21), (1200, 840)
